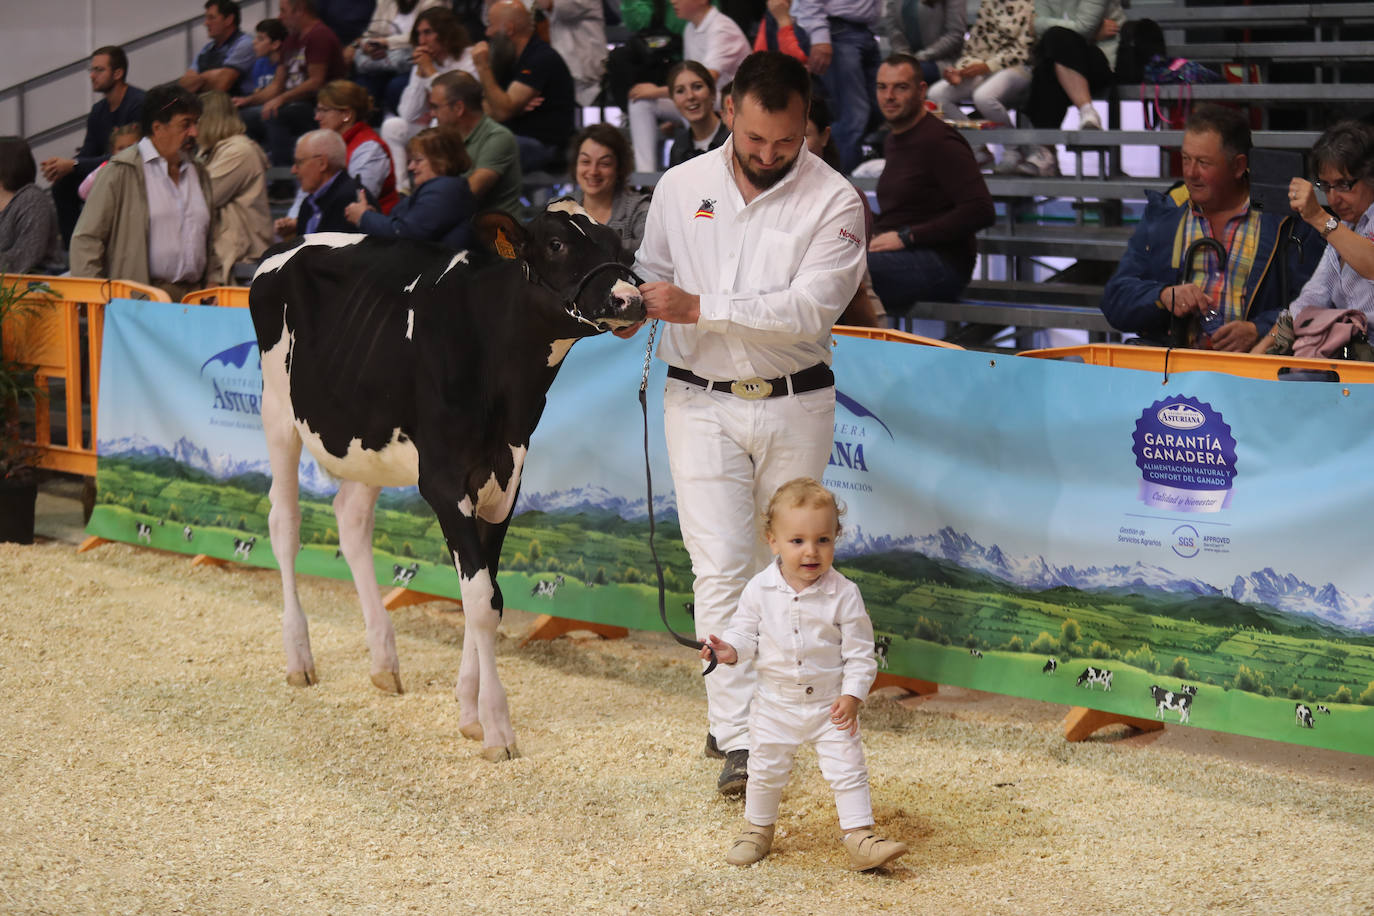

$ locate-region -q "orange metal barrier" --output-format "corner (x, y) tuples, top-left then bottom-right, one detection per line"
(1, 275), (169, 477)
(1018, 343), (1374, 384)
(834, 325), (963, 349)
(182, 286), (250, 308)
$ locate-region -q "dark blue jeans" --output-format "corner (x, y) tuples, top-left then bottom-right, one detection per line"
(868, 248), (970, 313)
(818, 20), (880, 173)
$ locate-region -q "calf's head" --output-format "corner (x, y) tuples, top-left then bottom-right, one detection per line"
(476, 203), (646, 332)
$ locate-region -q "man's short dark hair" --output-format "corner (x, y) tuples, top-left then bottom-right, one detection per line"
(283, 0), (317, 17)
(255, 18), (288, 43)
(1310, 120), (1374, 186)
(141, 82), (203, 134)
(93, 45), (129, 81)
(1185, 104), (1253, 160)
(0, 136), (38, 192)
(882, 52), (923, 80)
(205, 0), (241, 29)
(730, 51), (811, 114)
(434, 70), (483, 111)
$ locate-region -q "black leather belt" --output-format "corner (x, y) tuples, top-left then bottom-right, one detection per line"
(667, 364), (834, 400)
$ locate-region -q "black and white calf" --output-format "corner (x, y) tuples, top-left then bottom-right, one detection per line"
(233, 535), (257, 560)
(136, 522), (152, 544)
(1076, 666), (1113, 691)
(874, 635), (892, 670)
(1042, 658), (1058, 674)
(969, 648), (983, 658)
(391, 561), (419, 587)
(530, 573), (565, 598)
(250, 204), (643, 761)
(1317, 704), (1332, 715)
(183, 526), (194, 542)
(1296, 703), (1314, 728)
(1149, 685), (1193, 724)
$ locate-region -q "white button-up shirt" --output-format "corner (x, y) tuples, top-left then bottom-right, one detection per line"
(138, 137), (209, 284)
(722, 560), (878, 701)
(683, 7), (753, 89)
(1288, 199), (1374, 322)
(634, 138), (867, 381)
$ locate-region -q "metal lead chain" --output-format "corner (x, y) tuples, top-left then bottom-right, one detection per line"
(640, 319), (660, 393)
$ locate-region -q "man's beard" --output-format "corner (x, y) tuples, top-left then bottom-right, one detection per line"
(489, 33), (517, 85)
(734, 146), (797, 191)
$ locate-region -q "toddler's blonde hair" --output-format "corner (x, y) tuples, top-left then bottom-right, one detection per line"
(762, 477), (844, 540)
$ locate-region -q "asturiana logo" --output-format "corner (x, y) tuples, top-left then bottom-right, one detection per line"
(1157, 403), (1206, 430)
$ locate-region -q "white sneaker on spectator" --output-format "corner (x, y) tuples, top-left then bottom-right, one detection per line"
(994, 147), (1025, 175)
(1016, 145), (1060, 177)
(1078, 104), (1103, 130)
(973, 145), (995, 169)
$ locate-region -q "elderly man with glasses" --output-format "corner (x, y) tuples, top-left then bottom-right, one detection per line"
(1102, 104), (1322, 350)
(272, 129), (373, 239)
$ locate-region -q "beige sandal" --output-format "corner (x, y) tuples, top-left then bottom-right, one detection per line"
(725, 823), (775, 866)
(842, 829), (908, 871)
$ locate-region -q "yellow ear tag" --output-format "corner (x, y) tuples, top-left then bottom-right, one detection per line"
(495, 227), (517, 260)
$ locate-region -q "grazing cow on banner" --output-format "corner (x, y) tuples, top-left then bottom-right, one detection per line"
(1296, 703), (1315, 728)
(1042, 658), (1058, 674)
(1076, 666), (1113, 691)
(1149, 685), (1193, 724)
(249, 205), (644, 761)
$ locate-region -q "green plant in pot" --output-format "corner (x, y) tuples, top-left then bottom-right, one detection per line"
(0, 276), (53, 544)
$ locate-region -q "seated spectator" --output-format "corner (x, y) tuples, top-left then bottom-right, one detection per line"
(605, 0), (686, 113)
(793, 0), (888, 173)
(70, 83), (216, 300)
(274, 130), (373, 238)
(197, 91), (272, 284)
(381, 7), (476, 192)
(925, 0), (1034, 173)
(180, 0), (258, 96)
(1253, 121), (1374, 353)
(345, 127), (477, 248)
(315, 80), (399, 213)
(41, 46), (146, 247)
(866, 54), (995, 309)
(317, 0), (376, 47)
(472, 1), (578, 174)
(235, 0), (347, 167)
(753, 0), (809, 63)
(79, 124), (143, 201)
(1101, 105), (1321, 351)
(535, 0), (608, 107)
(1017, 0), (1124, 177)
(243, 19), (288, 100)
(570, 124), (651, 254)
(347, 0), (445, 114)
(0, 137), (65, 275)
(878, 0), (965, 82)
(626, 0), (751, 172)
(428, 71), (524, 217)
(666, 60), (729, 168)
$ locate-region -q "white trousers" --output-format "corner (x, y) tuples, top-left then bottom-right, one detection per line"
(628, 97), (685, 172)
(663, 379), (835, 754)
(925, 65), (1032, 127)
(745, 682), (872, 830)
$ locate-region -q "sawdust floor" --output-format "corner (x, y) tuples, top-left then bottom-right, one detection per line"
(1, 540), (1372, 915)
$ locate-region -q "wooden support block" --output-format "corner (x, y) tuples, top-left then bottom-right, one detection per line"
(77, 535), (112, 553)
(871, 673), (939, 696)
(383, 587), (460, 611)
(1062, 706), (1165, 742)
(191, 554), (229, 568)
(519, 614), (629, 647)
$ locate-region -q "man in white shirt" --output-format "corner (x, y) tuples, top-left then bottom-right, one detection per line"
(629, 51), (867, 796)
(70, 82), (215, 300)
(627, 0), (752, 172)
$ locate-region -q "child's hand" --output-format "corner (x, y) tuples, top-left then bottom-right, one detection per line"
(701, 634), (737, 666)
(830, 695), (861, 735)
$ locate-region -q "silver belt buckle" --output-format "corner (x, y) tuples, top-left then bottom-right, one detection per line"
(730, 377), (773, 399)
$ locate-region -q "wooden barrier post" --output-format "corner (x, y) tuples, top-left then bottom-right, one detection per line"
(871, 672), (939, 696)
(520, 614), (629, 646)
(383, 587), (458, 611)
(1063, 706), (1164, 742)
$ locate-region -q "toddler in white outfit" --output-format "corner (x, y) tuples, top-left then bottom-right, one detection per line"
(701, 477), (907, 871)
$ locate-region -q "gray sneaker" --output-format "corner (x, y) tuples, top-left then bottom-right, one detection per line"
(717, 749), (749, 796)
(1015, 145), (1060, 177)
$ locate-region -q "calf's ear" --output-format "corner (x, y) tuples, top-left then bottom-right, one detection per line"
(475, 211), (529, 260)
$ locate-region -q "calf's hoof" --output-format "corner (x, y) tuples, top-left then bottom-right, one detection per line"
(370, 670), (405, 695)
(286, 669), (317, 688)
(480, 743), (521, 762)
(459, 722), (484, 742)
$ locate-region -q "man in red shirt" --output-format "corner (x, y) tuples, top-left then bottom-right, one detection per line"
(235, 0), (345, 166)
(866, 53), (995, 312)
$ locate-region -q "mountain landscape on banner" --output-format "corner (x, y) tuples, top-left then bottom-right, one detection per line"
(99, 434), (338, 495)
(839, 523), (1374, 634)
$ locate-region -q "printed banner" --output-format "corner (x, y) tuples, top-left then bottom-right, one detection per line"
(88, 300), (1374, 755)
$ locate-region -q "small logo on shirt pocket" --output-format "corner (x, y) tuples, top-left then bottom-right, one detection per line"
(694, 198), (715, 219)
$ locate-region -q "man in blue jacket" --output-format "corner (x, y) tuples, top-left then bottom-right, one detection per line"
(1101, 104), (1321, 349)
